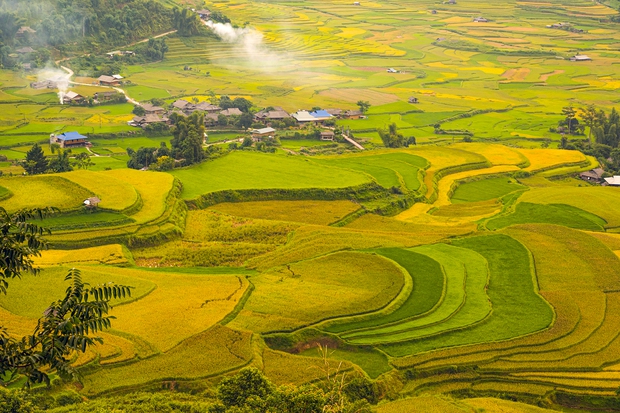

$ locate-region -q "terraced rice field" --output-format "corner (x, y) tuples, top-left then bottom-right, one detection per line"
(2, 0), (620, 407)
(1, 140), (618, 407)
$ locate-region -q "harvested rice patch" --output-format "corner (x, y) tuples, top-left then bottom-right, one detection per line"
(540, 70), (564, 82)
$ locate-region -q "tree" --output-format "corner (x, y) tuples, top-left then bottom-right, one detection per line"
(236, 113), (254, 129)
(22, 143), (48, 175)
(217, 114), (228, 126)
(580, 104), (600, 145)
(0, 208), (131, 386)
(562, 106), (576, 134)
(48, 145), (73, 173)
(219, 95), (233, 109)
(232, 97), (253, 113)
(218, 368), (274, 408)
(357, 100), (371, 114)
(153, 155), (175, 171)
(72, 152), (93, 170)
(132, 105), (146, 116)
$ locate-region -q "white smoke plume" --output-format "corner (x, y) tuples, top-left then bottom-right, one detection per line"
(36, 66), (71, 104)
(204, 21), (285, 68)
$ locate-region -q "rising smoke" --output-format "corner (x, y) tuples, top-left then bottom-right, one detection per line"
(36, 65), (71, 104)
(204, 21), (285, 68)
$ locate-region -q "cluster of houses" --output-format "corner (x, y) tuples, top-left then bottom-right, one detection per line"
(579, 168), (620, 186)
(30, 80), (58, 90)
(546, 23), (585, 33)
(130, 99), (365, 131)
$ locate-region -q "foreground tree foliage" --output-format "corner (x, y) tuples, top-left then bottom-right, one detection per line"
(0, 207), (131, 386)
(0, 367), (377, 412)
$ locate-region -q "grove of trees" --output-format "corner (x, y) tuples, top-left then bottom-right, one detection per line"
(170, 112), (206, 166)
(378, 123), (416, 148)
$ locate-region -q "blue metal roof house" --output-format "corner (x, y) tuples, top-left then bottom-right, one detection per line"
(309, 110), (333, 121)
(50, 132), (88, 148)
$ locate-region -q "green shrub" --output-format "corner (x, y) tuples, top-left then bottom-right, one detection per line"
(218, 368), (275, 408)
(0, 388), (36, 413)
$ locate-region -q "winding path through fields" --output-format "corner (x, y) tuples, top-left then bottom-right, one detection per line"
(56, 29), (178, 106)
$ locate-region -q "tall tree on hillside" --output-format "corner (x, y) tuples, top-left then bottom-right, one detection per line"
(0, 208), (131, 385)
(0, 12), (24, 45)
(172, 7), (202, 37)
(562, 106), (576, 134)
(22, 144), (48, 175)
(357, 100), (371, 114)
(171, 112), (205, 165)
(580, 104), (602, 145)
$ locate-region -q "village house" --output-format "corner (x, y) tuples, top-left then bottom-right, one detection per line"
(50, 132), (88, 148)
(204, 113), (220, 126)
(343, 110), (363, 119)
(30, 80), (57, 89)
(172, 99), (191, 111)
(83, 196), (101, 208)
(130, 114), (168, 128)
(196, 9), (211, 20)
(16, 26), (36, 38)
(22, 63), (32, 72)
(93, 91), (118, 102)
(63, 91), (84, 104)
(254, 107), (291, 122)
(604, 176), (620, 186)
(192, 102), (222, 114)
(251, 127), (276, 141)
(579, 168), (605, 183)
(320, 130), (335, 141)
(220, 108), (243, 117)
(409, 96), (419, 104)
(142, 103), (165, 115)
(310, 110), (334, 122)
(16, 47), (35, 54)
(446, 0), (456, 4)
(473, 17), (489, 22)
(170, 99), (221, 115)
(570, 54), (591, 62)
(326, 109), (343, 117)
(98, 75), (120, 86)
(292, 110), (317, 123)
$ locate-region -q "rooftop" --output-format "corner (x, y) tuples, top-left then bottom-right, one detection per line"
(310, 110), (333, 119)
(252, 127), (276, 134)
(292, 110), (317, 122)
(604, 176), (620, 186)
(58, 132), (87, 141)
(98, 75), (117, 83)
